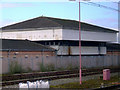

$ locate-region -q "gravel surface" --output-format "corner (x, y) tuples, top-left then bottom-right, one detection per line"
(1, 72), (118, 88)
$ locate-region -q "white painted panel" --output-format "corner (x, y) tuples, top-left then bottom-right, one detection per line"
(2, 28), (117, 42)
(1, 29), (62, 41)
(62, 29), (117, 42)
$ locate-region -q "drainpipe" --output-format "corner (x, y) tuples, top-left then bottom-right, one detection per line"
(8, 49), (11, 73)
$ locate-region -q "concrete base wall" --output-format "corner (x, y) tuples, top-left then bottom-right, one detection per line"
(1, 55), (120, 74)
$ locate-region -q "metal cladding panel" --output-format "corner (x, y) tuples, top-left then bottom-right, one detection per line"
(71, 46), (99, 55)
(100, 47), (106, 54)
(62, 29), (117, 42)
(50, 46), (69, 55)
(50, 46), (107, 55)
(70, 46), (79, 55)
(57, 46), (69, 55)
(1, 29), (62, 41)
(50, 45), (59, 50)
(62, 29), (79, 40)
(81, 31), (117, 42)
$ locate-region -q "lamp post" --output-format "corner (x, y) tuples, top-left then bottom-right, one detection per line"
(118, 1), (120, 83)
(78, 0), (82, 85)
(69, 0), (82, 84)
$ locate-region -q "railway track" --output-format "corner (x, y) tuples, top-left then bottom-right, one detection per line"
(1, 68), (120, 86)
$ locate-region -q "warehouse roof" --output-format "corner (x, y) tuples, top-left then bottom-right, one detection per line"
(0, 39), (55, 51)
(2, 16), (118, 33)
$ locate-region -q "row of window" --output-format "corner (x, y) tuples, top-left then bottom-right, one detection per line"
(0, 55), (50, 59)
(44, 42), (60, 45)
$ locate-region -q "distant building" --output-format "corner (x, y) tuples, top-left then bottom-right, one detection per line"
(1, 16), (119, 55)
(0, 39), (56, 59)
(107, 43), (120, 55)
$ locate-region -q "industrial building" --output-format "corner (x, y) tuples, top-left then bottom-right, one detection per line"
(0, 39), (56, 58)
(1, 16), (119, 55)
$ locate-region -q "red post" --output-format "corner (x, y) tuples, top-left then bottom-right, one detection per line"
(79, 0), (82, 85)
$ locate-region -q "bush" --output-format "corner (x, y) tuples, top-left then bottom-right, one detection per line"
(9, 61), (23, 74)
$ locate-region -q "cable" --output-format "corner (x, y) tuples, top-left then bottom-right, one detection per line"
(89, 2), (119, 12)
(81, 2), (120, 12)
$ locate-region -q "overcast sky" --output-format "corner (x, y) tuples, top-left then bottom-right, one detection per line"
(0, 1), (118, 31)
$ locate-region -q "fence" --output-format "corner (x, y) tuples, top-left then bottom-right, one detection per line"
(1, 55), (120, 74)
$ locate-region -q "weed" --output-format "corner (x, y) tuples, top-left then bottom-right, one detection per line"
(56, 67), (65, 71)
(38, 63), (46, 72)
(46, 64), (55, 71)
(38, 62), (55, 72)
(26, 67), (32, 73)
(66, 63), (73, 70)
(9, 61), (23, 74)
(66, 63), (79, 70)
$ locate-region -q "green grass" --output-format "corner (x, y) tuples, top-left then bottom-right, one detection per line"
(50, 76), (119, 89)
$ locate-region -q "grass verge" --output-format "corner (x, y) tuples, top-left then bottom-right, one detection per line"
(50, 75), (119, 89)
